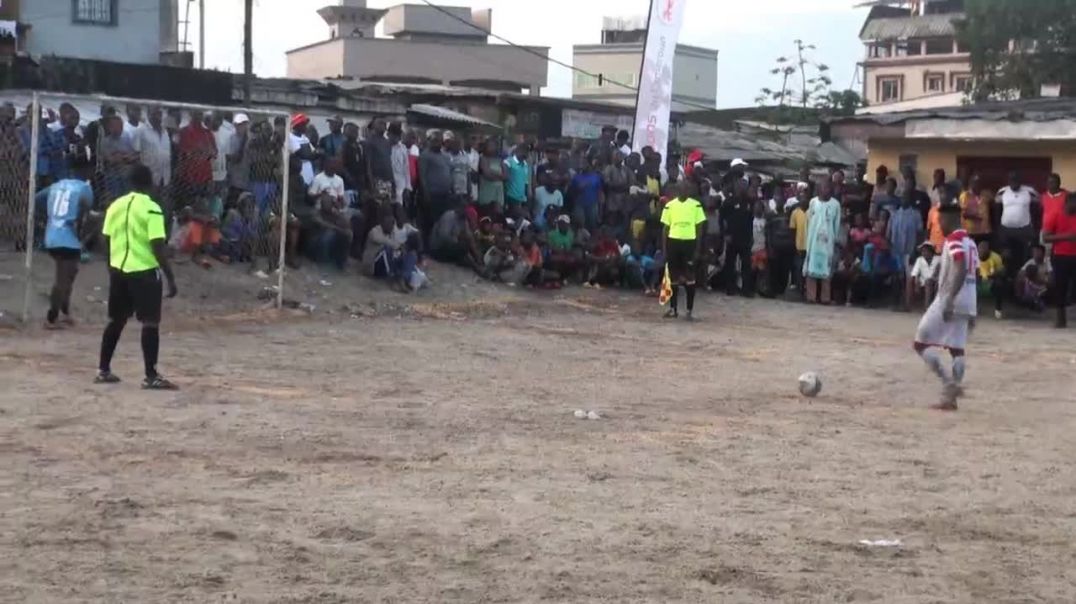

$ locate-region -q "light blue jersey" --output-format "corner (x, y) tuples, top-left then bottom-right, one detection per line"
(37, 179), (93, 251)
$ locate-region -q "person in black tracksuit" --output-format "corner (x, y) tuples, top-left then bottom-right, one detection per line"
(721, 179), (755, 296)
(766, 197), (796, 297)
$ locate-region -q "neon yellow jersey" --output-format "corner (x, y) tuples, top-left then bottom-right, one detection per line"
(660, 197), (706, 241)
(102, 192), (166, 273)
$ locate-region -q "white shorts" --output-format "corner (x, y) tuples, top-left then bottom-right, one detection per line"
(915, 300), (971, 351)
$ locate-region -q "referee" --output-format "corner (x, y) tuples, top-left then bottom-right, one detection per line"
(661, 180), (707, 320)
(95, 164), (179, 390)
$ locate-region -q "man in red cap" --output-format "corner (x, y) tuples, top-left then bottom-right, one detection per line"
(289, 113), (317, 188)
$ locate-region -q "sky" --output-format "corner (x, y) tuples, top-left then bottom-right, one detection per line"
(192, 0), (869, 109)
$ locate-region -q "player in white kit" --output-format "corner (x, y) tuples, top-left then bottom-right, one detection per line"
(913, 203), (979, 410)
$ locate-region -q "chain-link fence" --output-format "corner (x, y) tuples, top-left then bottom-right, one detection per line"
(4, 91), (292, 323)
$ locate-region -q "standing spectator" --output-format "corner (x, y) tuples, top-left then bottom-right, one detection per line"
(803, 180), (842, 304)
(871, 164), (889, 200)
(209, 113), (234, 216)
(248, 117), (283, 217)
(340, 121), (368, 203)
(418, 130), (453, 234)
(18, 104), (61, 190)
(176, 109), (216, 211)
(602, 150), (634, 223)
(615, 130), (632, 157)
(870, 177), (900, 220)
(997, 170), (1039, 272)
(132, 106), (173, 221)
(504, 145), (531, 207)
(100, 115), (138, 203)
(926, 185), (953, 253)
(364, 118), (394, 202)
(1042, 191), (1076, 328)
(789, 188), (810, 295)
(533, 172), (564, 231)
(887, 190), (925, 307)
(927, 168), (948, 207)
(1041, 173), (1067, 232)
(569, 157), (603, 232)
(226, 113), (251, 204)
(959, 174), (991, 244)
(122, 104), (142, 140)
(977, 239), (1006, 320)
(766, 192), (796, 296)
(318, 115), (345, 163)
(750, 200), (769, 296)
(720, 178), (754, 296)
(464, 135), (481, 202)
(388, 123), (412, 207)
(52, 105), (89, 182)
(445, 131), (472, 203)
(477, 138), (506, 211)
(288, 114), (317, 188)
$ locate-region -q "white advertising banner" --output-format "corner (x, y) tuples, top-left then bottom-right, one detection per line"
(561, 108), (634, 140)
(632, 0), (687, 157)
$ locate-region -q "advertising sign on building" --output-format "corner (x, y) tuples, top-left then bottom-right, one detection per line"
(561, 108), (634, 140)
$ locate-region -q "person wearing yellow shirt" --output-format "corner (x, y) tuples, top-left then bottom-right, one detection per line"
(788, 189), (810, 296)
(96, 165), (179, 390)
(976, 239), (1006, 320)
(660, 180), (707, 320)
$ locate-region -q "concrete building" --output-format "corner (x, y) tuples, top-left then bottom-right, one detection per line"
(287, 1), (548, 95)
(829, 98), (1076, 193)
(13, 0), (184, 66)
(572, 16), (718, 112)
(858, 0), (969, 112)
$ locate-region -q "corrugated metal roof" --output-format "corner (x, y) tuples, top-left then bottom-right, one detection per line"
(829, 98), (1076, 126)
(860, 13), (960, 40)
(407, 103), (500, 128)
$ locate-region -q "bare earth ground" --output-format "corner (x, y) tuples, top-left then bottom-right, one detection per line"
(2, 252), (1076, 603)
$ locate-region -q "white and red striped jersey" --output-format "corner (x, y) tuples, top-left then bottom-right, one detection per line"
(938, 229), (979, 317)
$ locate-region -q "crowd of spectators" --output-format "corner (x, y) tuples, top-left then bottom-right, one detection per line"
(3, 99), (1075, 326)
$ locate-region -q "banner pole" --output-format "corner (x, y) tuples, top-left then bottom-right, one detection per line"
(630, 3), (655, 147)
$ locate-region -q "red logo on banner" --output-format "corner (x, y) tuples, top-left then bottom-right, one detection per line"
(659, 0), (677, 24)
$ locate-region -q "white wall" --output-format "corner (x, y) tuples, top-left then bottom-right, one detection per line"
(23, 0), (166, 65)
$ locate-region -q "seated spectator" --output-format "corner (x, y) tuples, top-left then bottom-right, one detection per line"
(977, 239), (1006, 319)
(184, 196), (224, 267)
(517, 228), (559, 288)
(585, 224), (622, 288)
(483, 232), (529, 284)
(474, 216), (498, 256)
(311, 192), (352, 271)
(362, 209), (419, 282)
(309, 158), (346, 209)
(545, 214), (582, 278)
(430, 204), (481, 269)
(906, 242), (939, 310)
(533, 173), (563, 230)
(1015, 244), (1051, 312)
(831, 247), (863, 306)
(219, 192), (259, 267)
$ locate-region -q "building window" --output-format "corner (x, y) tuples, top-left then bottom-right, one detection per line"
(575, 72), (599, 89)
(73, 0), (117, 25)
(924, 37), (953, 55)
(925, 73), (945, 93)
(903, 39), (923, 56)
(869, 43), (891, 59)
(952, 74), (972, 92)
(879, 76), (902, 103)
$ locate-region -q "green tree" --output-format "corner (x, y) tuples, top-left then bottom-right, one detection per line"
(956, 0), (1076, 101)
(818, 89), (865, 116)
(755, 41), (832, 110)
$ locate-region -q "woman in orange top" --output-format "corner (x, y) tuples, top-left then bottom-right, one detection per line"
(959, 174), (991, 243)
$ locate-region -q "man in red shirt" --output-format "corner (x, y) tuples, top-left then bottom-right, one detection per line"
(1043, 191), (1076, 328)
(1041, 172), (1067, 228)
(176, 109), (216, 206)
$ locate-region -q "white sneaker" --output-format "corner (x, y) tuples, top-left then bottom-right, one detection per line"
(994, 310), (1003, 320)
(253, 270), (269, 280)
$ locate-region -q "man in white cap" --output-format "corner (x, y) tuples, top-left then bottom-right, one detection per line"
(729, 158), (749, 182)
(227, 113), (251, 199)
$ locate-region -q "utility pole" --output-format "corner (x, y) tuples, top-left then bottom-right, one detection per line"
(198, 0), (205, 69)
(244, 0), (253, 103)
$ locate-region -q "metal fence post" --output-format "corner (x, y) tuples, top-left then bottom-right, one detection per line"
(21, 92), (40, 324)
(276, 119), (291, 310)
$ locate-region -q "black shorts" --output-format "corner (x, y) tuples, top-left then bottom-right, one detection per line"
(108, 269), (163, 324)
(48, 248), (81, 261)
(666, 238), (698, 283)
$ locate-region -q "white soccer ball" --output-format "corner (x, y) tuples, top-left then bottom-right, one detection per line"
(798, 372), (822, 398)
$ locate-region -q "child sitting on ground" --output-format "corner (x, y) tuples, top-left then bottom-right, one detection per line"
(1016, 244), (1051, 311)
(906, 242), (939, 310)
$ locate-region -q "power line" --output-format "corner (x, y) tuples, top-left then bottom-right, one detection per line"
(414, 0), (719, 113)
